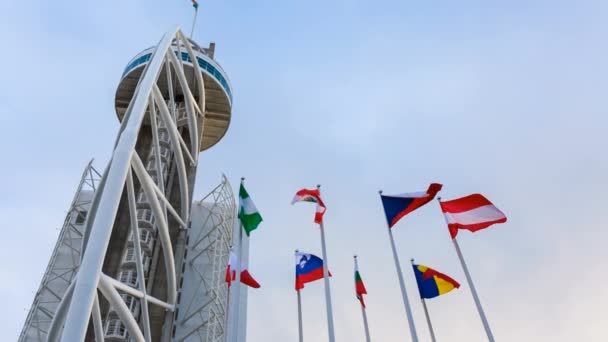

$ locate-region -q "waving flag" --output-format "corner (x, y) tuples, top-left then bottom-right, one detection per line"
(295, 252), (330, 290)
(412, 264), (460, 299)
(354, 262), (368, 307)
(380, 183), (443, 228)
(440, 194), (507, 238)
(226, 251), (260, 288)
(291, 188), (326, 224)
(239, 183), (262, 236)
(191, 0), (199, 9)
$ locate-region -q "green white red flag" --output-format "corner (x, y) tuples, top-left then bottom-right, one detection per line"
(238, 183), (262, 236)
(355, 260), (368, 307)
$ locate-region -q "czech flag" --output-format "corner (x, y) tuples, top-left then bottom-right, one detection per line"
(380, 183), (443, 228)
(291, 188), (326, 224)
(412, 264), (460, 299)
(295, 252), (330, 291)
(226, 251), (261, 288)
(439, 193), (507, 238)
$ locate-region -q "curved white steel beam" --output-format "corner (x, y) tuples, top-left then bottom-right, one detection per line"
(59, 28), (183, 341)
(126, 171), (152, 341)
(98, 276), (145, 342)
(131, 153), (177, 306)
(152, 85), (190, 220)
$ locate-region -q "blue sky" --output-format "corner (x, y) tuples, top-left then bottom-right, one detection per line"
(1, 0), (607, 340)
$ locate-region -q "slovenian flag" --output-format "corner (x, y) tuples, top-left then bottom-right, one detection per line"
(354, 262), (368, 307)
(380, 183), (443, 228)
(439, 193), (507, 238)
(226, 251), (260, 288)
(291, 188), (326, 224)
(295, 252), (330, 291)
(412, 264), (460, 299)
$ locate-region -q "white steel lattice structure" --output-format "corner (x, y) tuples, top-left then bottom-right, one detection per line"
(173, 176), (235, 342)
(23, 27), (233, 342)
(19, 161), (102, 341)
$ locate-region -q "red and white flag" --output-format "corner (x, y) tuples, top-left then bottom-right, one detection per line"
(439, 194), (507, 238)
(291, 188), (326, 224)
(226, 251), (260, 288)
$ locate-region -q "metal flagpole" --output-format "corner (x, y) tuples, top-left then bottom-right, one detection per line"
(317, 185), (336, 342)
(190, 6), (199, 39)
(380, 191), (419, 342)
(354, 256), (371, 342)
(297, 290), (304, 342)
(296, 249), (304, 342)
(452, 237), (495, 342)
(361, 304), (371, 342)
(421, 299), (436, 342)
(229, 178), (246, 342)
(437, 196), (495, 342)
(225, 273), (231, 342)
(411, 259), (436, 342)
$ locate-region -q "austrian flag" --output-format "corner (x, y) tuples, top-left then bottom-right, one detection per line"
(440, 194), (507, 238)
(291, 188), (326, 224)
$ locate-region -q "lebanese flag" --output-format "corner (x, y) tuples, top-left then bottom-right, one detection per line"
(291, 188), (326, 224)
(439, 194), (507, 238)
(226, 251), (261, 288)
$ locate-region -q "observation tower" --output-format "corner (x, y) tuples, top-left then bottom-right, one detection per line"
(19, 28), (236, 342)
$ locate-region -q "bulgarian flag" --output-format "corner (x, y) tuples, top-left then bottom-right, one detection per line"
(291, 188), (326, 224)
(191, 0), (199, 9)
(354, 258), (368, 307)
(238, 183), (262, 236)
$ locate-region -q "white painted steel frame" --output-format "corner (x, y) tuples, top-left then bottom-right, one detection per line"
(173, 176), (234, 342)
(19, 161), (101, 342)
(56, 28), (207, 342)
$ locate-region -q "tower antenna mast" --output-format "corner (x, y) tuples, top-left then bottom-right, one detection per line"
(190, 0), (199, 39)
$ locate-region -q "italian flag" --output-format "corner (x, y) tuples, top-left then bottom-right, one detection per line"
(355, 262), (368, 307)
(238, 183), (262, 236)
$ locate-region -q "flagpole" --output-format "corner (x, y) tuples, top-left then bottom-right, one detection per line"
(437, 197), (495, 342)
(317, 185), (336, 342)
(229, 178), (246, 342)
(190, 6), (199, 39)
(452, 237), (495, 342)
(380, 191), (419, 342)
(297, 290), (304, 342)
(225, 246), (232, 342)
(295, 249), (304, 342)
(411, 259), (436, 342)
(354, 256), (371, 342)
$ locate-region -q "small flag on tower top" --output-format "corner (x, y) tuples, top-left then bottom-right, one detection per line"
(238, 183), (262, 236)
(191, 0), (198, 9)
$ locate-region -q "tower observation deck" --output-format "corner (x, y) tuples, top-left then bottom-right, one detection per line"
(19, 28), (235, 342)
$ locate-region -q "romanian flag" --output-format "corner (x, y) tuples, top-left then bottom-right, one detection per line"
(191, 0), (199, 9)
(354, 262), (368, 307)
(412, 264), (460, 299)
(291, 188), (327, 224)
(380, 183), (442, 228)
